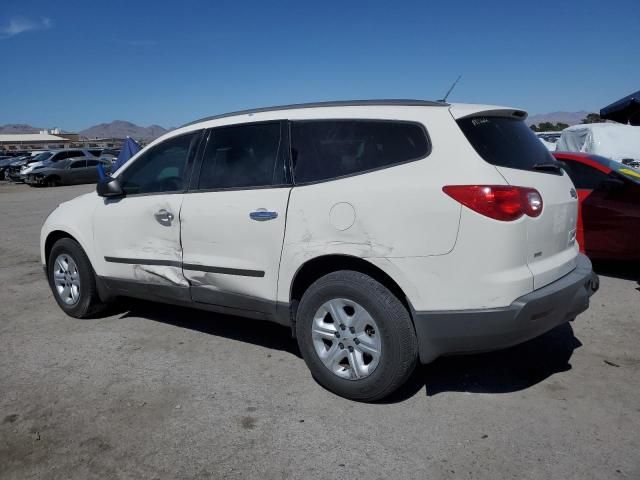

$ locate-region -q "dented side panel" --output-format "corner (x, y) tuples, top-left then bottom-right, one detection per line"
(277, 107), (508, 306)
(92, 194), (187, 286)
(180, 188), (291, 306)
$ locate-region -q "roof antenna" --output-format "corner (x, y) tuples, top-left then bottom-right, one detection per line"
(439, 75), (462, 103)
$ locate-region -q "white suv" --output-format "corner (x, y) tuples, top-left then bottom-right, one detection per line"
(41, 100), (598, 401)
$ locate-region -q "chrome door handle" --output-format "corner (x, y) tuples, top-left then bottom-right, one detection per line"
(154, 209), (174, 225)
(249, 209), (278, 221)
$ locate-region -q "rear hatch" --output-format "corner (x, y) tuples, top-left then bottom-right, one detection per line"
(454, 108), (579, 289)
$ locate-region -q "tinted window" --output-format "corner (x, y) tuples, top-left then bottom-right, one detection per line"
(563, 160), (608, 190)
(457, 116), (556, 172)
(33, 152), (52, 162)
(69, 160), (86, 169)
(198, 122), (285, 190)
(53, 151), (83, 161)
(291, 120), (429, 183)
(119, 132), (200, 195)
(86, 159), (99, 167)
(54, 159), (73, 169)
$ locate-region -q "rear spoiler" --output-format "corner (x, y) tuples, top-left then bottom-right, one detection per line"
(455, 109), (528, 121)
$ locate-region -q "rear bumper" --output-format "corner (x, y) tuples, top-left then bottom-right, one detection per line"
(412, 253), (598, 363)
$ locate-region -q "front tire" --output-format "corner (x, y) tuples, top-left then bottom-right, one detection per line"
(296, 270), (418, 401)
(46, 176), (60, 187)
(47, 238), (107, 318)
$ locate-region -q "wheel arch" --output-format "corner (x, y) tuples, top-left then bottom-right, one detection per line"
(44, 230), (81, 267)
(288, 254), (413, 323)
(45, 174), (61, 184)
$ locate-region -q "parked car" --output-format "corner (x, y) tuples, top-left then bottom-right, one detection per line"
(554, 151), (640, 260)
(27, 157), (112, 187)
(18, 149), (98, 181)
(556, 123), (640, 165)
(6, 155), (40, 182)
(41, 100), (598, 401)
(0, 157), (18, 180)
(101, 148), (120, 157)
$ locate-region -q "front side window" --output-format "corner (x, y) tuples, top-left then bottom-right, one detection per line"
(119, 131), (200, 195)
(562, 160), (608, 190)
(198, 122), (285, 190)
(291, 120), (430, 183)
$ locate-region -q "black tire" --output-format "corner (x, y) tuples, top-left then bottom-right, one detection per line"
(47, 238), (107, 318)
(46, 176), (60, 187)
(296, 270), (418, 402)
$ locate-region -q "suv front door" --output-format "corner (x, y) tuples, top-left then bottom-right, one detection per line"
(180, 121), (291, 318)
(93, 131), (202, 300)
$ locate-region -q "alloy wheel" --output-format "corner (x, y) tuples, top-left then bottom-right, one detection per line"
(311, 298), (382, 380)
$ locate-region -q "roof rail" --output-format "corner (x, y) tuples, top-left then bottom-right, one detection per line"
(180, 99), (448, 128)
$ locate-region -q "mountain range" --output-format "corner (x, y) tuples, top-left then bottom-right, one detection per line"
(79, 121), (169, 140)
(0, 121), (170, 140)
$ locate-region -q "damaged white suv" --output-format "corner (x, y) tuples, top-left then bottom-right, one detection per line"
(41, 100), (598, 401)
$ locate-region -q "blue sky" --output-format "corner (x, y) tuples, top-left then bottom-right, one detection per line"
(1, 0), (639, 131)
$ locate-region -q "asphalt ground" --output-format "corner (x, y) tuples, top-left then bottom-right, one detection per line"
(1, 181), (638, 479)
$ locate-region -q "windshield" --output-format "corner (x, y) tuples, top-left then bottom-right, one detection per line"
(586, 154), (640, 185)
(457, 116), (558, 172)
(32, 152), (53, 162)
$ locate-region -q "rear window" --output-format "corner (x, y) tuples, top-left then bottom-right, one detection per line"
(291, 120), (430, 183)
(457, 116), (556, 172)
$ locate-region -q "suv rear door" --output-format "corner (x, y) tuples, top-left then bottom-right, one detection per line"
(180, 121), (291, 317)
(454, 109), (579, 289)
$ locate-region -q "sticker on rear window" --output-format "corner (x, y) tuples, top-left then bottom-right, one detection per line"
(471, 117), (490, 126)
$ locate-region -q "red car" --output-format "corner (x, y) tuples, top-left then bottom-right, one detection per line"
(553, 152), (640, 260)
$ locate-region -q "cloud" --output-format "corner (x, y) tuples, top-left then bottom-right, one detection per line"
(0, 16), (52, 39)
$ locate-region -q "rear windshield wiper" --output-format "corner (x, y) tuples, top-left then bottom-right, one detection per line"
(533, 161), (566, 173)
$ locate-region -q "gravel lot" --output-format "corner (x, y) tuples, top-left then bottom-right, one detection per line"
(1, 182), (638, 480)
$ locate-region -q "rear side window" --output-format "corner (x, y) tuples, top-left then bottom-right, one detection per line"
(198, 122), (285, 190)
(457, 116), (556, 172)
(291, 120), (430, 183)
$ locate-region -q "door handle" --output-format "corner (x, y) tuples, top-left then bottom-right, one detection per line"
(249, 209), (278, 221)
(154, 209), (174, 225)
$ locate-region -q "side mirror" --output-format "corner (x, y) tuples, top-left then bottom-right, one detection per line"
(97, 176), (124, 197)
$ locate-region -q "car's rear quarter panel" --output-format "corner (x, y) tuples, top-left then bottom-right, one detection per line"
(277, 106), (511, 307)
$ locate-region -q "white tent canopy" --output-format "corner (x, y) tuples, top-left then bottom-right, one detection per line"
(556, 123), (640, 163)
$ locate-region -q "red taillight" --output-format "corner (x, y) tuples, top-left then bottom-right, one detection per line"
(442, 185), (543, 221)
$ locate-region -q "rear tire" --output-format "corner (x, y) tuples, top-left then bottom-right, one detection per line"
(47, 238), (107, 318)
(296, 270), (418, 402)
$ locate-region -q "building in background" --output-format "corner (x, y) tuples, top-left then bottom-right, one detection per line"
(0, 129), (126, 153)
(0, 129), (72, 151)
